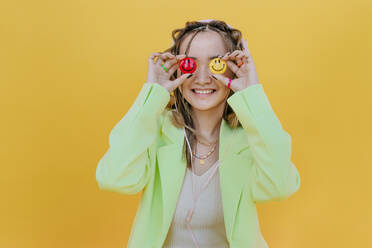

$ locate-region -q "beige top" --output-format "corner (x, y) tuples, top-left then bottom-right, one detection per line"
(163, 161), (229, 248)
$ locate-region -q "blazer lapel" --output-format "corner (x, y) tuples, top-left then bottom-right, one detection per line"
(219, 118), (251, 240)
(158, 113), (250, 243)
(157, 143), (186, 241)
(158, 113), (187, 241)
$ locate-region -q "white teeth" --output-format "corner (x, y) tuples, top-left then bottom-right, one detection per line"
(194, 90), (214, 94)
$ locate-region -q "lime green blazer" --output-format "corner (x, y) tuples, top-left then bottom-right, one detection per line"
(96, 82), (301, 248)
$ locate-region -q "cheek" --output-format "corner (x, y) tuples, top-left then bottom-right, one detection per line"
(179, 83), (190, 96)
(218, 88), (231, 99)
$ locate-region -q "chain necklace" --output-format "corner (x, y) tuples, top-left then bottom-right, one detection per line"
(192, 137), (218, 165)
(196, 136), (218, 146)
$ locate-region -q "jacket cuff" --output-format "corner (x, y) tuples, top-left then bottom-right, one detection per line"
(140, 82), (170, 113)
(227, 83), (283, 130)
(110, 82), (170, 137)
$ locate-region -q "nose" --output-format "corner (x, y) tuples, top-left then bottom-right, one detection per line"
(194, 63), (213, 84)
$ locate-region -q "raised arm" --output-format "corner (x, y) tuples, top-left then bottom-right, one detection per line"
(227, 83), (301, 203)
(95, 82), (170, 195)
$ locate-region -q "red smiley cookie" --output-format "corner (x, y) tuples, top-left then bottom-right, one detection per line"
(179, 57), (197, 74)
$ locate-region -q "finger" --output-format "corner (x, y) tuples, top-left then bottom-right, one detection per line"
(169, 54), (186, 73)
(159, 54), (177, 67)
(235, 53), (245, 60)
(236, 59), (246, 67)
(176, 54), (186, 61)
(228, 50), (241, 58)
(221, 52), (230, 60)
(235, 55), (248, 66)
(160, 52), (175, 58)
(148, 52), (161, 64)
(163, 56), (178, 69)
(159, 53), (178, 69)
(156, 56), (164, 66)
(226, 60), (240, 74)
(172, 73), (191, 90)
(226, 51), (245, 63)
(229, 45), (249, 65)
(211, 73), (230, 87)
(159, 53), (175, 61)
(242, 38), (251, 57)
(222, 54), (233, 61)
(167, 62), (178, 75)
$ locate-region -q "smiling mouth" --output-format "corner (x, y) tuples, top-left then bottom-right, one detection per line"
(192, 89), (216, 96)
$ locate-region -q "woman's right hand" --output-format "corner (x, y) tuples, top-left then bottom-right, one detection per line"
(146, 52), (191, 93)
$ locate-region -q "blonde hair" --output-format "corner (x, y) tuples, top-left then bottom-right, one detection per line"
(161, 20), (244, 169)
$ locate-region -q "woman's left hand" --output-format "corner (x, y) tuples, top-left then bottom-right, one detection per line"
(212, 37), (260, 92)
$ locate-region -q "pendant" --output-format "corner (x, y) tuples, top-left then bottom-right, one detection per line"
(200, 159), (205, 165)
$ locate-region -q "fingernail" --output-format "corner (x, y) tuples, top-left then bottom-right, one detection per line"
(187, 74), (193, 78)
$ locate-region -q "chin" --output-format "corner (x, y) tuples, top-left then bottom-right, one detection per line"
(190, 103), (219, 111)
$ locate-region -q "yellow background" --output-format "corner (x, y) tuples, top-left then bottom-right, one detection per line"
(1, 0), (371, 247)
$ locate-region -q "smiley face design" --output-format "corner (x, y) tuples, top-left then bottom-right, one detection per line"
(179, 57), (197, 74)
(209, 58), (227, 74)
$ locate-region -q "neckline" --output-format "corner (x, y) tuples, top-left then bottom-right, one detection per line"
(187, 160), (219, 177)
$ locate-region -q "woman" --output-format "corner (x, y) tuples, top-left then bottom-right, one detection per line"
(96, 19), (301, 248)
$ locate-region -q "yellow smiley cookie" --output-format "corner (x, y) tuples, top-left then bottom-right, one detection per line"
(209, 57), (227, 74)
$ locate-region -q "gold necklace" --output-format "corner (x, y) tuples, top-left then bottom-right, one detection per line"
(192, 139), (218, 165)
(196, 136), (218, 146)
